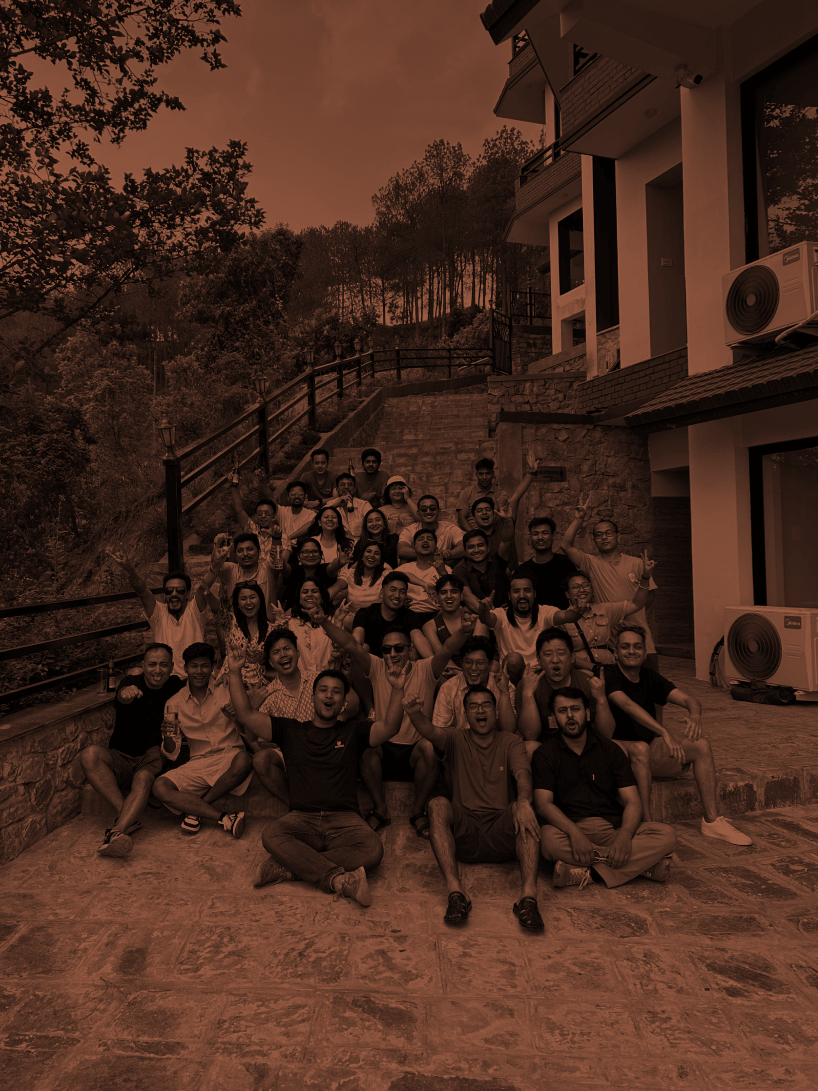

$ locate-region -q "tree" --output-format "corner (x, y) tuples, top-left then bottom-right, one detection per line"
(761, 103), (818, 253)
(0, 1), (264, 376)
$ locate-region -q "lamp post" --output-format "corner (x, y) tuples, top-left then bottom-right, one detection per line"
(159, 419), (184, 572)
(252, 374), (269, 401)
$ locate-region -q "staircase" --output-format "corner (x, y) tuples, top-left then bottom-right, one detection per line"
(333, 387), (495, 523)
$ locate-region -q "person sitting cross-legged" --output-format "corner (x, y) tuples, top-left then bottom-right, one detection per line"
(228, 659), (408, 905)
(80, 642), (184, 857)
(314, 604), (474, 838)
(602, 624), (753, 845)
(152, 643), (253, 838)
(534, 688), (677, 890)
(403, 687), (544, 932)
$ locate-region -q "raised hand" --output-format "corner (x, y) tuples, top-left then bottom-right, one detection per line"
(385, 663), (411, 689)
(640, 549), (656, 577)
(519, 663), (541, 695)
(226, 652), (246, 674)
(589, 667), (605, 702)
(212, 544), (230, 568)
(526, 449), (539, 474)
(337, 548), (352, 567)
(492, 667), (511, 691)
(230, 472), (240, 487)
(433, 549), (446, 573)
(572, 498), (587, 521)
(498, 502), (512, 521)
(460, 609), (476, 635)
(481, 591), (495, 611)
(402, 693), (424, 716)
(307, 603), (327, 625)
(106, 548), (130, 570)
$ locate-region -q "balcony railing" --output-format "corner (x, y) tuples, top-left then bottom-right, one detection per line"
(510, 289), (551, 324)
(511, 31), (530, 58)
(520, 141), (562, 186)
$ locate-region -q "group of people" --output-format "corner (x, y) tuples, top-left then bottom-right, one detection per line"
(84, 444), (752, 927)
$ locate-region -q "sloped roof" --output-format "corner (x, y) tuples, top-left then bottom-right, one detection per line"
(624, 342), (818, 430)
(480, 0), (539, 41)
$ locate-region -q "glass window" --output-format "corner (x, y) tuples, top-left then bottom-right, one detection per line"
(558, 208), (584, 294)
(754, 441), (818, 607)
(743, 37), (818, 259)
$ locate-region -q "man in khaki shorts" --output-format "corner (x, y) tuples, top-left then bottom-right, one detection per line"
(601, 624), (752, 846)
(152, 643), (252, 838)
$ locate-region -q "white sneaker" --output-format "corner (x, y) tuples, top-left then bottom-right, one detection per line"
(701, 816), (752, 846)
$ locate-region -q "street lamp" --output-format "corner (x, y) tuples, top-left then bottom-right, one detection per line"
(353, 337), (362, 353)
(158, 419), (176, 451)
(334, 340), (343, 359)
(304, 347), (315, 365)
(252, 374), (269, 400)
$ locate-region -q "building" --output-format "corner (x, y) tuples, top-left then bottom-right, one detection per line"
(481, 0), (818, 679)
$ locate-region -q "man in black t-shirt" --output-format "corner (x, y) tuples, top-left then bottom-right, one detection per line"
(229, 659), (407, 906)
(351, 572), (431, 657)
(514, 516), (578, 610)
(80, 643), (184, 858)
(533, 688), (676, 889)
(452, 528), (511, 608)
(603, 623), (752, 846)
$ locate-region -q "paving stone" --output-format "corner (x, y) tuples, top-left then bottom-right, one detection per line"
(633, 1004), (742, 1057)
(210, 993), (315, 1058)
(700, 865), (802, 902)
(47, 1055), (206, 1091)
(765, 854), (818, 892)
(530, 999), (639, 1052)
(692, 949), (801, 1002)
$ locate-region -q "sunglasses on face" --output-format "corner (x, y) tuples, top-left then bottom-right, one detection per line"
(418, 506), (437, 514)
(382, 643), (408, 654)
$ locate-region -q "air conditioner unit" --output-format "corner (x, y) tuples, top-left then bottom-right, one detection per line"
(724, 606), (818, 695)
(722, 242), (818, 346)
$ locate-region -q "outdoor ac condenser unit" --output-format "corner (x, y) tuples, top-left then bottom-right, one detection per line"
(722, 242), (818, 346)
(724, 606), (818, 694)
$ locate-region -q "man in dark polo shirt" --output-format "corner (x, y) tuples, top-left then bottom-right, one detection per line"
(403, 686), (544, 933)
(452, 528), (512, 608)
(228, 660), (406, 906)
(351, 571), (431, 657)
(79, 643), (184, 857)
(514, 516), (578, 610)
(516, 628), (615, 742)
(533, 688), (676, 889)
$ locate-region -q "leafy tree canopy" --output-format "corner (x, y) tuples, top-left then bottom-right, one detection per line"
(0, 1), (264, 376)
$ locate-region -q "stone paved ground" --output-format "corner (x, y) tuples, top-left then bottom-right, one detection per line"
(3, 799), (818, 1091)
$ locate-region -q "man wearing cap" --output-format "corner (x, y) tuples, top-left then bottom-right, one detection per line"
(380, 476), (419, 534)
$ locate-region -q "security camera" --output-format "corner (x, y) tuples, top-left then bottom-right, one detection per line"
(676, 65), (703, 89)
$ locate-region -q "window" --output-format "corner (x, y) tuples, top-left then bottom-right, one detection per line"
(742, 35), (818, 262)
(558, 208), (584, 294)
(750, 437), (818, 607)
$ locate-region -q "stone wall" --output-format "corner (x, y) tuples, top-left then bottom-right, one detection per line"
(487, 373), (586, 430)
(0, 695), (114, 865)
(511, 326), (552, 374)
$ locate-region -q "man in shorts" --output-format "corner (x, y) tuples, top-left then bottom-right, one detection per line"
(403, 686), (544, 932)
(602, 624), (753, 845)
(152, 643), (253, 838)
(80, 643), (184, 857)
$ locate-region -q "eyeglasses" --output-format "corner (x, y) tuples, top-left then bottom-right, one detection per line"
(382, 643), (408, 654)
(593, 531), (616, 539)
(418, 506), (437, 514)
(466, 701), (495, 712)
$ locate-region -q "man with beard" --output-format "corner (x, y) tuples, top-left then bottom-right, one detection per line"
(516, 628), (615, 741)
(403, 687), (544, 932)
(228, 661), (407, 906)
(463, 575), (582, 682)
(533, 689), (677, 889)
(107, 551), (217, 680)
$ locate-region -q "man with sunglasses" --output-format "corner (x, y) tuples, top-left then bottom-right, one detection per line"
(561, 503), (659, 669)
(396, 495), (465, 562)
(313, 605), (473, 839)
(403, 686), (543, 932)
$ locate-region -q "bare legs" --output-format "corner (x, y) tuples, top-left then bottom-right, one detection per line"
(80, 744), (154, 833)
(153, 751), (253, 820)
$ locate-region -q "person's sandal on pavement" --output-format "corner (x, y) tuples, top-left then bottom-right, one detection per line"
(513, 896), (544, 931)
(443, 891), (471, 925)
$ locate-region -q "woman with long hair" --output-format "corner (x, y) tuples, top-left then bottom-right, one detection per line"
(351, 508), (399, 569)
(379, 476), (418, 534)
(305, 505), (352, 566)
(279, 537), (334, 611)
(332, 541), (392, 614)
(286, 578), (339, 671)
(218, 580), (274, 689)
(422, 573), (490, 659)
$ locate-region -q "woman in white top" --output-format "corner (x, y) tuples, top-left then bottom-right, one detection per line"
(304, 506), (352, 567)
(332, 542), (392, 613)
(217, 581), (276, 690)
(286, 579), (336, 671)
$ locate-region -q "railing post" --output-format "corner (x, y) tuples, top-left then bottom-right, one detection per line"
(395, 343), (401, 381)
(164, 453), (184, 572)
(447, 345), (452, 379)
(335, 343), (344, 400)
(256, 397), (269, 478)
(356, 347), (362, 388)
(371, 349), (376, 380)
(306, 359), (317, 431)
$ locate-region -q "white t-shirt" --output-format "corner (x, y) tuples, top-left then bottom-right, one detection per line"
(338, 564), (392, 609)
(396, 562), (451, 613)
(278, 505), (315, 548)
(576, 551), (657, 654)
(433, 674), (502, 731)
(369, 654), (437, 745)
(149, 599), (207, 678)
(398, 521), (464, 554)
(337, 498), (372, 544)
(490, 605), (561, 665)
(287, 619), (334, 672)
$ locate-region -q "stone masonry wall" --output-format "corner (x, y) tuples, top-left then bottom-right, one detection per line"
(487, 373), (585, 429)
(0, 700), (114, 865)
(560, 55), (652, 139)
(511, 327), (552, 374)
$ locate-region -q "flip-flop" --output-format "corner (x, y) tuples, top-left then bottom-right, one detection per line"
(513, 896), (545, 932)
(444, 891), (472, 925)
(366, 810), (391, 832)
(409, 812), (430, 840)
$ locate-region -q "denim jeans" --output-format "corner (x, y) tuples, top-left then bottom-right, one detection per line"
(261, 810), (384, 892)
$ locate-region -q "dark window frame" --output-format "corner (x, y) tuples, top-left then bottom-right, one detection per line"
(748, 433), (818, 604)
(558, 206), (585, 295)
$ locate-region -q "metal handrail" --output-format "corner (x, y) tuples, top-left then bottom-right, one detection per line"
(520, 141), (562, 185)
(0, 587), (164, 620)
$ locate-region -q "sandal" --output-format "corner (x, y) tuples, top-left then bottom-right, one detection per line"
(513, 896), (545, 932)
(409, 812), (430, 840)
(444, 891), (472, 925)
(366, 810), (391, 832)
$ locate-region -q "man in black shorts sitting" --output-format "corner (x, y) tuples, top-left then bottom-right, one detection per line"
(403, 686), (544, 932)
(228, 658), (407, 905)
(79, 643), (184, 857)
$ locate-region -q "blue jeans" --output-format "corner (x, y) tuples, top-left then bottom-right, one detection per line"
(261, 810), (384, 892)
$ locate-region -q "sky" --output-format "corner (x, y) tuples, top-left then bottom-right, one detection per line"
(96, 0), (541, 232)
